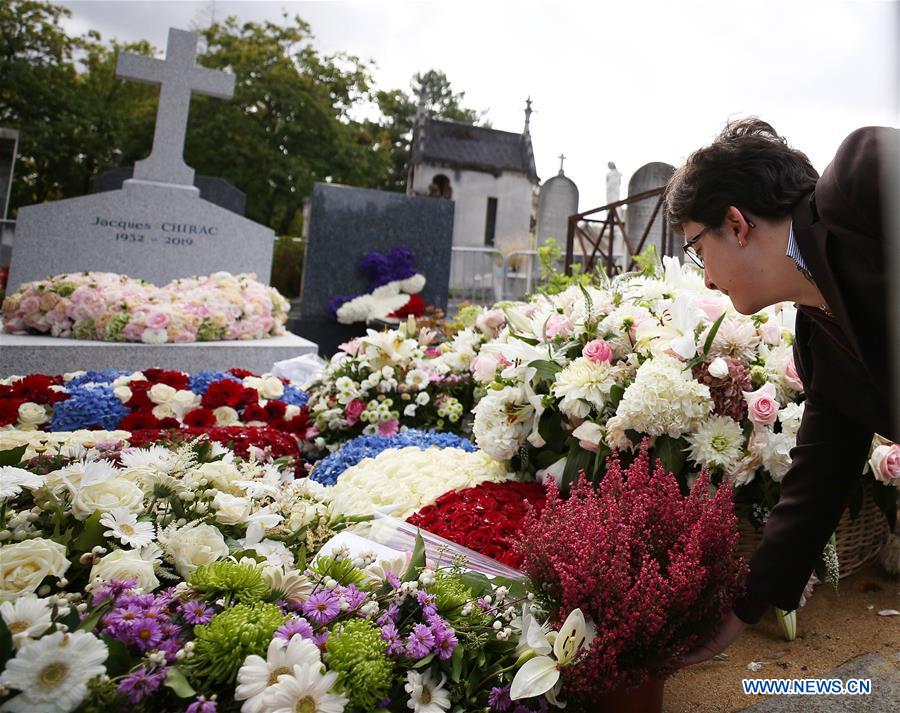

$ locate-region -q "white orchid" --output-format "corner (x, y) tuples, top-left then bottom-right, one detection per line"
(510, 607), (592, 706)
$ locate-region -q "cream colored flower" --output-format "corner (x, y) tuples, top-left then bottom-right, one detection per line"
(158, 522), (228, 577)
(17, 402), (49, 428)
(148, 382), (177, 405)
(71, 478), (145, 520)
(553, 357), (616, 419)
(89, 548), (160, 592)
(0, 538), (70, 601)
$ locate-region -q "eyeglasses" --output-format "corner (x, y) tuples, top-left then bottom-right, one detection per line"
(682, 212), (756, 268)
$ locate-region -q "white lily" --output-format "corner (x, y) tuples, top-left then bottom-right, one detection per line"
(510, 608), (590, 705)
(635, 292), (703, 359)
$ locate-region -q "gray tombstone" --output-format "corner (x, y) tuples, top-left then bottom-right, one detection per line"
(536, 160), (579, 247)
(293, 182), (454, 355)
(6, 28), (274, 294)
(625, 162), (675, 258)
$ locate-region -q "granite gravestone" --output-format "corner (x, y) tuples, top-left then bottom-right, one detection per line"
(625, 161), (675, 258)
(537, 154), (579, 247)
(1, 28), (316, 375)
(292, 182), (454, 356)
(6, 28), (274, 295)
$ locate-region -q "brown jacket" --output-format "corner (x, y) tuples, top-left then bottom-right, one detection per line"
(733, 126), (900, 624)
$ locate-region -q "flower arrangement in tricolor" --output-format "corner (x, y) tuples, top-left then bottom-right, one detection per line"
(2, 271), (289, 342)
(329, 247), (427, 325)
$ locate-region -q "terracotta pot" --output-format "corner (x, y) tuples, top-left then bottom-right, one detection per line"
(582, 677), (666, 713)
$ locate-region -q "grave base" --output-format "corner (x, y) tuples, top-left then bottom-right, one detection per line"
(0, 330), (318, 378)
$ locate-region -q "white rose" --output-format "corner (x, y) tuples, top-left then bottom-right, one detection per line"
(169, 390), (201, 418)
(259, 376), (284, 400)
(152, 404), (176, 420)
(284, 405), (301, 420)
(212, 492), (251, 525)
(193, 461), (243, 492)
(17, 402), (48, 428)
(0, 538), (70, 601)
(160, 523), (228, 578)
(415, 392), (430, 406)
(71, 478), (145, 520)
(90, 549), (159, 592)
(214, 406), (239, 427)
(113, 386), (132, 404)
(707, 357), (730, 379)
(148, 383), (176, 405)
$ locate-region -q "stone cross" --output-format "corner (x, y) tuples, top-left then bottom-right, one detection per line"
(558, 153), (566, 175)
(116, 28), (235, 186)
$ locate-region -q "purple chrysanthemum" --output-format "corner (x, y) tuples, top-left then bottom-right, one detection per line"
(186, 696), (218, 713)
(405, 623), (434, 659)
(132, 617), (163, 650)
(488, 686), (512, 712)
(434, 627), (458, 661)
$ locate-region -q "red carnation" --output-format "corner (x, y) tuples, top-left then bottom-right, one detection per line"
(12, 374), (66, 404)
(143, 368), (190, 389)
(184, 408), (217, 428)
(126, 381), (153, 411)
(201, 379), (244, 409)
(119, 411), (164, 430)
(238, 387), (260, 407)
(0, 398), (25, 427)
(242, 404), (269, 423)
(228, 368), (254, 379)
(264, 400), (287, 421)
(283, 410), (311, 437)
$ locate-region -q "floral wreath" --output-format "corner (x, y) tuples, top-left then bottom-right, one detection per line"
(328, 247), (426, 324)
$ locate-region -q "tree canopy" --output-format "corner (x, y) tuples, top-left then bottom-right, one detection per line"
(0, 1), (484, 234)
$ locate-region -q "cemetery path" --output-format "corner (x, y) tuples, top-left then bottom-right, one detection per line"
(665, 562), (899, 712)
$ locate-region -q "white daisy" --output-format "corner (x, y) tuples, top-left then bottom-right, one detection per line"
(685, 415), (746, 472)
(265, 662), (347, 713)
(0, 466), (45, 499)
(0, 595), (53, 647)
(0, 630), (108, 713)
(235, 635), (323, 713)
(405, 669), (451, 713)
(99, 509), (156, 548)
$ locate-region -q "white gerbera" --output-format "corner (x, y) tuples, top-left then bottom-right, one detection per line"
(264, 662), (347, 713)
(405, 669), (451, 713)
(49, 459), (118, 494)
(236, 635), (323, 713)
(0, 630), (107, 713)
(0, 595), (53, 646)
(0, 466), (45, 499)
(685, 416), (745, 472)
(553, 357), (615, 418)
(99, 509), (156, 548)
(613, 355), (712, 438)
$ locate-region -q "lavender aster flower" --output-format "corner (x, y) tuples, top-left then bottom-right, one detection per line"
(488, 685), (512, 712)
(380, 623), (404, 657)
(434, 626), (459, 661)
(186, 696), (218, 713)
(301, 590), (341, 625)
(405, 623), (434, 659)
(117, 665), (167, 704)
(275, 617), (314, 641)
(132, 617), (163, 650)
(181, 600), (214, 625)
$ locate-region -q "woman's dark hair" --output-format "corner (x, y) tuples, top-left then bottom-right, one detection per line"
(665, 117), (819, 231)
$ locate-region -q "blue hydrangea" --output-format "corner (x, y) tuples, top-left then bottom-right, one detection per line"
(280, 385), (309, 407)
(310, 429), (476, 486)
(64, 370), (129, 388)
(49, 384), (130, 431)
(188, 371), (242, 395)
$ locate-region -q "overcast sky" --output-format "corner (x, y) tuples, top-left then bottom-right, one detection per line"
(56, 0), (899, 209)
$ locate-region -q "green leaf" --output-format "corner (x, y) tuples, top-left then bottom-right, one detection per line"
(78, 601), (111, 633)
(528, 359), (562, 382)
(654, 436), (688, 480)
(561, 439), (594, 494)
(71, 512), (106, 552)
(413, 653), (435, 668)
(703, 312), (727, 358)
(402, 530), (426, 582)
(101, 635), (133, 677)
(0, 445), (28, 466)
(0, 618), (12, 670)
(450, 643), (465, 682)
(608, 384), (626, 409)
(164, 666), (197, 698)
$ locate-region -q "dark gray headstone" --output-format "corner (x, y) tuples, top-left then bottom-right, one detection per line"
(625, 162), (675, 257)
(0, 128), (18, 221)
(95, 167), (247, 216)
(294, 182), (454, 355)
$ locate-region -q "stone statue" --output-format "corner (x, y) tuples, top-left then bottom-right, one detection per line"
(606, 161), (622, 205)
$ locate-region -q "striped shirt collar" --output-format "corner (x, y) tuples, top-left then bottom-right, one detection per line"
(786, 221), (810, 273)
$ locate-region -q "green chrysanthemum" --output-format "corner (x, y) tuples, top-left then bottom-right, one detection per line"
(432, 572), (492, 646)
(72, 318), (96, 340)
(187, 602), (286, 684)
(197, 320), (226, 341)
(188, 561), (271, 604)
(103, 312), (130, 342)
(310, 555), (366, 587)
(326, 618), (394, 710)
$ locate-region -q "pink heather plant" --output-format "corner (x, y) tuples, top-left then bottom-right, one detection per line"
(516, 442), (745, 699)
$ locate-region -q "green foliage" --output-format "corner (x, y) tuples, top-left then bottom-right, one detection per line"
(326, 619), (394, 710)
(536, 238), (598, 295)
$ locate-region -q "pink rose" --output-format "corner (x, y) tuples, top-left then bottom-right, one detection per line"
(545, 314), (574, 340)
(145, 310), (170, 330)
(123, 322), (144, 341)
(694, 294), (728, 322)
(869, 443), (900, 485)
(344, 399), (365, 426)
(583, 339), (613, 363)
(19, 296), (40, 314)
(785, 355), (804, 391)
(377, 419), (399, 436)
(475, 309), (506, 338)
(743, 382), (780, 425)
(471, 353), (499, 383)
(760, 319), (781, 345)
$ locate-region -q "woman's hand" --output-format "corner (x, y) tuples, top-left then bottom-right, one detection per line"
(672, 610), (747, 670)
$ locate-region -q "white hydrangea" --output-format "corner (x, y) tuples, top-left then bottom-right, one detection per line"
(552, 357), (616, 419)
(472, 385), (534, 461)
(611, 355), (712, 438)
(685, 415), (745, 472)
